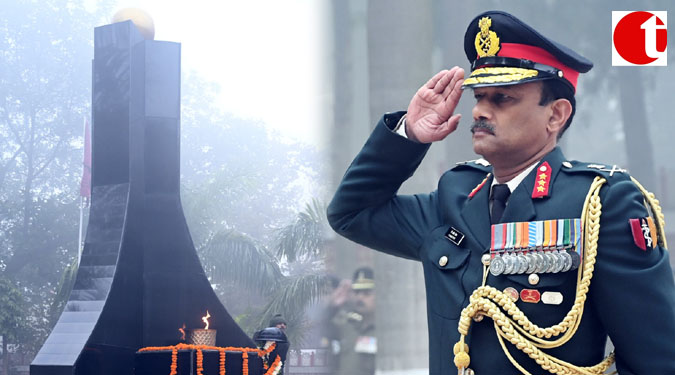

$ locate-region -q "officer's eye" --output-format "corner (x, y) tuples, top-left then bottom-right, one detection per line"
(492, 93), (512, 104)
(490, 92), (514, 105)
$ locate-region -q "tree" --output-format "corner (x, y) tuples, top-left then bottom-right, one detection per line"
(1, 0), (330, 361)
(275, 199), (328, 263)
(0, 277), (27, 375)
(0, 0), (115, 356)
(189, 195), (331, 346)
(180, 71), (326, 242)
(178, 71), (331, 346)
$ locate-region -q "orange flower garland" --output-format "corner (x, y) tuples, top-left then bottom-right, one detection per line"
(196, 348), (204, 375)
(138, 343), (280, 375)
(170, 347), (178, 375)
(260, 343), (276, 357)
(261, 342), (276, 370)
(263, 355), (282, 375)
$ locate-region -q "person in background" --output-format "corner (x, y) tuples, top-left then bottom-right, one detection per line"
(329, 267), (376, 375)
(270, 314), (287, 332)
(268, 314), (289, 374)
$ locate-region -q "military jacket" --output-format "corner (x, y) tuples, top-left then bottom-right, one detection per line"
(327, 112), (675, 375)
(335, 312), (376, 375)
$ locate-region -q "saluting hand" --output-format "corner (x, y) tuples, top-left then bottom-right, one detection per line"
(329, 279), (352, 308)
(405, 67), (465, 143)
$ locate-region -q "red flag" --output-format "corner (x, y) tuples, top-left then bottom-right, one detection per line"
(80, 117), (91, 198)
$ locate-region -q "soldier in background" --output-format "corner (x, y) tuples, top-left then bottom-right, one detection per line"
(268, 314), (289, 374)
(269, 314), (287, 332)
(328, 267), (376, 375)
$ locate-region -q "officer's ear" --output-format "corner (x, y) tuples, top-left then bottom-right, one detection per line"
(547, 98), (572, 136)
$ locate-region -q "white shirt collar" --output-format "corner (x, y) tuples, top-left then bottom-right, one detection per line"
(490, 162), (539, 193)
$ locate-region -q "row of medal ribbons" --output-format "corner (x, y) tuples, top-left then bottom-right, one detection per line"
(489, 218), (583, 276)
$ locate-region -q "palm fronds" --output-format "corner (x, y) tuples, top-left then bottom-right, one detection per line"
(275, 199), (328, 262)
(194, 198), (332, 345)
(202, 230), (282, 295)
(257, 273), (333, 344)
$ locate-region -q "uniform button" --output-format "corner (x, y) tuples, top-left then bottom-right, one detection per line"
(481, 254), (491, 266)
(562, 161), (573, 168)
(439, 256), (448, 267)
(528, 273), (540, 285)
(465, 368), (475, 375)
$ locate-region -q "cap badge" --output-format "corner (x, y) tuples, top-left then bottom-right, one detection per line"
(475, 17), (500, 57)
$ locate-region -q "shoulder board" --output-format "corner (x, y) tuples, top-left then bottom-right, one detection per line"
(560, 161), (631, 181)
(452, 158), (492, 172)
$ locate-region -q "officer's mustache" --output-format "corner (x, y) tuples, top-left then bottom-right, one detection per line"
(470, 120), (496, 135)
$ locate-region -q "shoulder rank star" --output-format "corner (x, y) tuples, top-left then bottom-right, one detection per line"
(587, 164), (627, 176)
(531, 162), (551, 198)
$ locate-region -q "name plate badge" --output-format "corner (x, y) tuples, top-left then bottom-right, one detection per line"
(445, 226), (465, 246)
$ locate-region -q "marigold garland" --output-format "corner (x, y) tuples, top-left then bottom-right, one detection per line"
(242, 352), (249, 375)
(263, 356), (282, 375)
(196, 348), (204, 375)
(170, 347), (178, 375)
(261, 341), (276, 371)
(219, 348), (226, 375)
(139, 343), (276, 357)
(261, 342), (276, 357)
(138, 343), (280, 375)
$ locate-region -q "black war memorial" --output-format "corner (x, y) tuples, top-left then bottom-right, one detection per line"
(29, 10), (287, 375)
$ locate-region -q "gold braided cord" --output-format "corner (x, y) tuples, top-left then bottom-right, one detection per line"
(470, 67), (539, 76)
(463, 73), (536, 86)
(630, 176), (668, 249)
(464, 68), (539, 86)
(494, 322), (534, 375)
(454, 177), (615, 374)
(459, 178), (604, 344)
(495, 322), (616, 375)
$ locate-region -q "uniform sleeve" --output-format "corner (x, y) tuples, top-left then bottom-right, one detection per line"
(590, 178), (675, 374)
(327, 112), (441, 261)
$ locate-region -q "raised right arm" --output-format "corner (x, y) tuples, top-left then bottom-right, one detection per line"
(327, 112), (439, 261)
(327, 68), (465, 260)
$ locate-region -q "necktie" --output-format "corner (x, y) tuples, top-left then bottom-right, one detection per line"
(490, 184), (511, 224)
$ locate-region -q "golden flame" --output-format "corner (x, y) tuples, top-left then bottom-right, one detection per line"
(202, 311), (211, 330)
(178, 323), (186, 341)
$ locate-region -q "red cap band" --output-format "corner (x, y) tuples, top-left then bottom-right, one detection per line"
(498, 43), (579, 90)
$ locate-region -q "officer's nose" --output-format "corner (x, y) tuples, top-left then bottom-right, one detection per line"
(472, 98), (492, 123)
